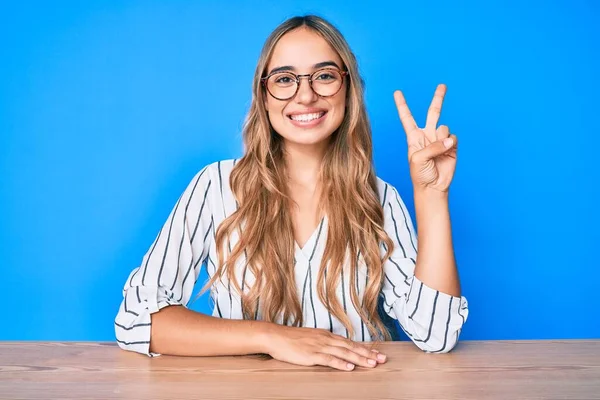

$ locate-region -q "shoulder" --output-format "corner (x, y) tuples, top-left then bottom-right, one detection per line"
(190, 158), (240, 182)
(375, 175), (413, 221)
(374, 176), (416, 233)
(178, 158), (240, 211)
(375, 176), (404, 206)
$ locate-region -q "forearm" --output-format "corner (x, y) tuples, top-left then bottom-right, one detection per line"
(413, 188), (461, 297)
(149, 305), (276, 356)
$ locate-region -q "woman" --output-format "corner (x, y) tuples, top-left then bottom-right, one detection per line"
(115, 14), (469, 371)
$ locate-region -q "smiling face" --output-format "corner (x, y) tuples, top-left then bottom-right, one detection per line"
(264, 27), (347, 150)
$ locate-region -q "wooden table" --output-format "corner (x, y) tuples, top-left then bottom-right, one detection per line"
(1, 340), (599, 399)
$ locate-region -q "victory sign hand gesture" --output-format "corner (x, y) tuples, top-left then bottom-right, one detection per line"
(394, 84), (458, 193)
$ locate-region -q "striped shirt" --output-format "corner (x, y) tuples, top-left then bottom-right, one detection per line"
(114, 158), (469, 357)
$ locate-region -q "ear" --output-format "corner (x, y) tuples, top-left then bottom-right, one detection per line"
(260, 78), (269, 111)
(262, 88), (269, 111)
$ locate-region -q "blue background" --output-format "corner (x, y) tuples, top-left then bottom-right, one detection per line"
(2, 0), (598, 341)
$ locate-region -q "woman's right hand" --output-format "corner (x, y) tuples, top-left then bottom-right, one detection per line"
(260, 325), (387, 371)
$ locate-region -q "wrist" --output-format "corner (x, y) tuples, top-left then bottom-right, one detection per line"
(251, 320), (283, 355)
(414, 188), (449, 209)
(414, 186), (449, 200)
(414, 187), (450, 226)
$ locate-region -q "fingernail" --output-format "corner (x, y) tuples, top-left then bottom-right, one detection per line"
(368, 359), (377, 366)
(347, 363), (355, 370)
(443, 138), (453, 148)
(377, 353), (387, 362)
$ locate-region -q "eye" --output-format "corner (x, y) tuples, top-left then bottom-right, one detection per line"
(313, 69), (341, 83)
(315, 72), (335, 81)
(274, 75), (295, 84)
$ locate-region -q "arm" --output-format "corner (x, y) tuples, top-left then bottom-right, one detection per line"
(385, 84), (470, 352)
(114, 165), (216, 356)
(115, 164), (267, 357)
(413, 188), (461, 297)
(379, 184), (468, 353)
(148, 305), (273, 356)
(115, 163), (275, 357)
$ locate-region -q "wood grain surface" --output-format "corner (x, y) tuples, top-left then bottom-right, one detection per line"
(0, 340), (599, 399)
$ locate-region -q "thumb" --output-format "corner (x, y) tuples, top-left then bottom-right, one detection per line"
(413, 135), (457, 163)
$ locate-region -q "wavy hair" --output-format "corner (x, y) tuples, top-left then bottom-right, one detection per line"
(201, 15), (395, 341)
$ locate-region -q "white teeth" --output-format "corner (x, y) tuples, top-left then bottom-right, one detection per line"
(290, 112), (325, 122)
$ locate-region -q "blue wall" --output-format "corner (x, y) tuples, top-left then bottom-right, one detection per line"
(2, 0), (598, 341)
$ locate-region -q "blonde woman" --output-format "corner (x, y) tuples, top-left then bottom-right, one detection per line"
(115, 14), (469, 371)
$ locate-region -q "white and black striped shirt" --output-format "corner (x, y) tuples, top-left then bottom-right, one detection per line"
(114, 159), (469, 356)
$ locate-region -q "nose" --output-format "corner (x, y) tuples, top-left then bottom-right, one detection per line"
(294, 75), (318, 104)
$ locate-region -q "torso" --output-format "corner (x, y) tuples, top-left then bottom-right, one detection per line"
(201, 158), (392, 341)
(288, 177), (323, 249)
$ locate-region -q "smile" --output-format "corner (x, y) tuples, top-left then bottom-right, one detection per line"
(288, 112), (326, 122)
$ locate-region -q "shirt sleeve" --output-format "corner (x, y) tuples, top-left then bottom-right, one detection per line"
(379, 183), (469, 353)
(114, 165), (214, 357)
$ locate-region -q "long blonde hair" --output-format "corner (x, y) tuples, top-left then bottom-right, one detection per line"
(202, 15), (395, 341)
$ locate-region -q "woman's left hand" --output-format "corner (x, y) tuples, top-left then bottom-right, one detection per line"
(393, 84), (457, 193)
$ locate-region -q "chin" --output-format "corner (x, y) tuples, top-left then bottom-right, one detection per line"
(282, 127), (335, 145)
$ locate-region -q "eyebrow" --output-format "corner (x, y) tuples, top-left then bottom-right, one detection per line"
(267, 61), (341, 75)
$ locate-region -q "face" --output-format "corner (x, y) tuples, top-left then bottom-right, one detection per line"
(263, 28), (347, 149)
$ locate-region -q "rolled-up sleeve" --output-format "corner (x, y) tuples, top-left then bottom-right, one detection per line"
(114, 165), (214, 357)
(379, 182), (469, 353)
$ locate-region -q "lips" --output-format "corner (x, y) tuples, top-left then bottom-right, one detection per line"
(288, 111), (327, 122)
(286, 109), (328, 128)
(286, 108), (328, 118)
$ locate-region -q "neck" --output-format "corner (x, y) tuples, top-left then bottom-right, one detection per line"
(283, 139), (329, 185)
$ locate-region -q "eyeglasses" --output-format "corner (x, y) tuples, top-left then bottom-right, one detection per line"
(261, 68), (349, 101)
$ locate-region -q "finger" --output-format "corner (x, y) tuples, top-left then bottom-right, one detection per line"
(447, 134), (458, 150)
(412, 134), (457, 164)
(340, 339), (384, 363)
(393, 90), (418, 138)
(336, 338), (387, 364)
(436, 124), (450, 141)
(425, 84), (447, 133)
(447, 134), (458, 156)
(371, 349), (387, 363)
(316, 353), (356, 371)
(322, 345), (378, 368)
